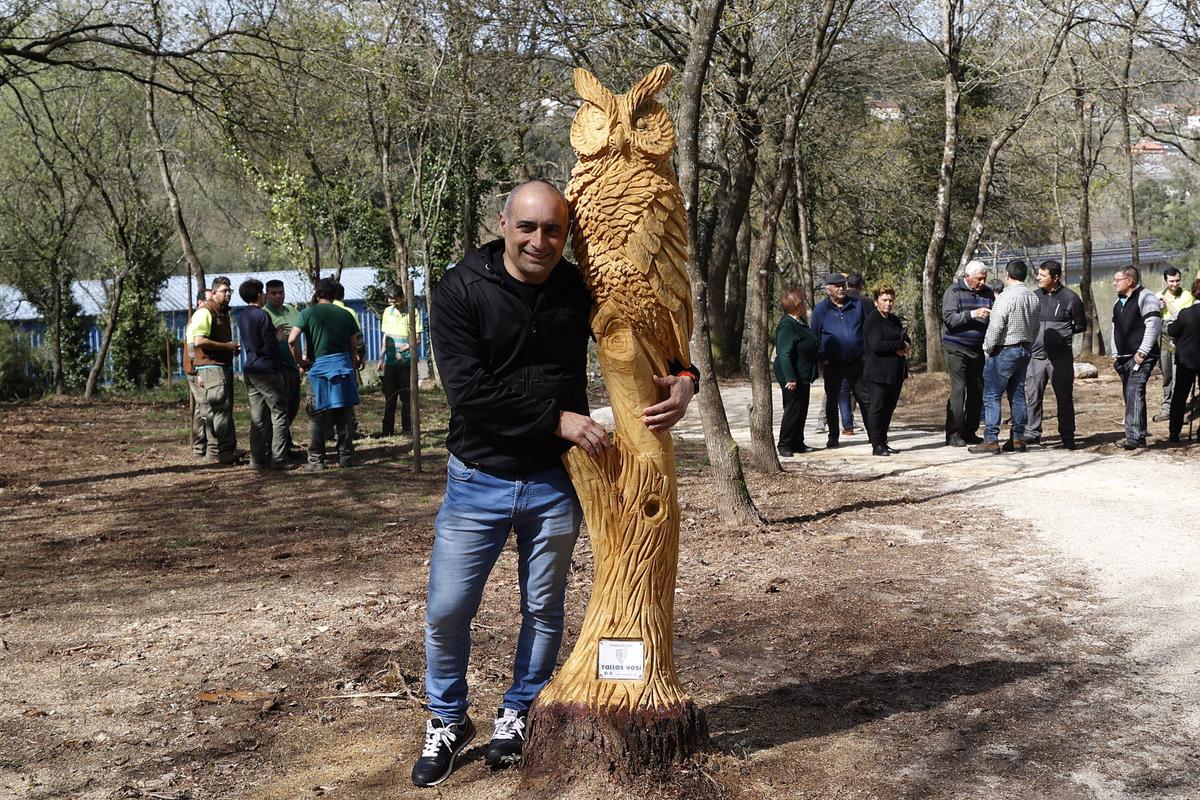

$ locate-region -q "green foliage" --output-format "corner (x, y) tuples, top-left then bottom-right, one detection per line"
(0, 324), (45, 400)
(58, 285), (93, 391)
(110, 230), (172, 390)
(1137, 177), (1200, 275)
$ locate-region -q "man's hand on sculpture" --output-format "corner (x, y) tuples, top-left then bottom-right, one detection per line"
(642, 374), (695, 431)
(557, 411), (610, 457)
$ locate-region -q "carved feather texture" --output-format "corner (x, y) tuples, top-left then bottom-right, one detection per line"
(566, 65), (692, 377)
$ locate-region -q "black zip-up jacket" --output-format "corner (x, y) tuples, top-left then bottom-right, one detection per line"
(431, 239), (592, 474)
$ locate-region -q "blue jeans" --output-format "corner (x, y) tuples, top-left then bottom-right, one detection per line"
(838, 378), (855, 429)
(1117, 355), (1157, 443)
(424, 454), (582, 722)
(983, 345), (1032, 443)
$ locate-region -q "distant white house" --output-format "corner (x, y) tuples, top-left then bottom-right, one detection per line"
(866, 99), (903, 122)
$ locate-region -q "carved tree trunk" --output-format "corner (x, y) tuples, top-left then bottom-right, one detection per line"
(524, 318), (707, 778)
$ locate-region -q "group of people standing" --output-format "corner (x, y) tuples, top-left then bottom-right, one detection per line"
(774, 273), (911, 458)
(774, 258), (1198, 457)
(183, 277), (422, 471)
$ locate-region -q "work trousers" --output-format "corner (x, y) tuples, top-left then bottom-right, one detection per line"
(308, 403), (354, 467)
(865, 381), (902, 449)
(280, 366), (301, 451)
(822, 360), (870, 445)
(944, 344), (985, 440)
(1024, 354), (1076, 441)
(1168, 363), (1198, 440)
(1116, 355), (1157, 444)
(381, 361), (412, 435)
(777, 383), (811, 451)
(245, 371), (290, 467)
(1160, 346), (1175, 414)
(198, 366), (237, 462)
(186, 373), (215, 457)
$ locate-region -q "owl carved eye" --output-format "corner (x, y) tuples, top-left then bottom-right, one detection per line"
(571, 103), (610, 157)
(634, 115), (649, 130)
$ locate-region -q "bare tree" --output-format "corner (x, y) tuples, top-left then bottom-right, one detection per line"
(676, 0), (763, 529)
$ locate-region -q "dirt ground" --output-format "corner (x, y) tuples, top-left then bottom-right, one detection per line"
(1, 373), (1198, 800)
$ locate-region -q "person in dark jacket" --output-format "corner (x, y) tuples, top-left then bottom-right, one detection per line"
(1110, 264), (1162, 449)
(773, 287), (819, 456)
(1166, 277), (1200, 442)
(236, 279), (294, 470)
(811, 272), (870, 448)
(1024, 260), (1086, 449)
(862, 285), (911, 456)
(941, 260), (995, 446)
(413, 179), (698, 787)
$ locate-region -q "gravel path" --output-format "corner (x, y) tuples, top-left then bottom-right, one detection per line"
(672, 379), (1200, 797)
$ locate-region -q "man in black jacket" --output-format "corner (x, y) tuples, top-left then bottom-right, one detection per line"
(412, 179), (697, 787)
(1024, 260), (1087, 449)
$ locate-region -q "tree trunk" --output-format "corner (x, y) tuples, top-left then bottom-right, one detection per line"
(84, 272), (126, 398)
(49, 275), (65, 393)
(745, 242), (779, 472)
(406, 276), (422, 473)
(673, 0), (762, 529)
(1051, 152), (1068, 281)
(794, 155), (815, 311)
(921, 0), (962, 373)
(707, 52), (760, 377)
(1118, 2), (1146, 272)
(1073, 75), (1101, 354)
(420, 255), (439, 390)
(145, 73), (205, 289)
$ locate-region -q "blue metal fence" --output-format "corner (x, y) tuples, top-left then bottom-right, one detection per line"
(8, 299), (429, 382)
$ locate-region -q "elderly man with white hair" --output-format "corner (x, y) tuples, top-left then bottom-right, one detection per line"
(941, 259), (996, 446)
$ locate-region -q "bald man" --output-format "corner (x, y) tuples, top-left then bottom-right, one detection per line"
(412, 180), (698, 787)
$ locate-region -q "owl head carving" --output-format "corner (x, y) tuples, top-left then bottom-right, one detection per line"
(570, 64), (675, 163)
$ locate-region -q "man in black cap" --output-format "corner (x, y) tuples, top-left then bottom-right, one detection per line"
(810, 272), (870, 448)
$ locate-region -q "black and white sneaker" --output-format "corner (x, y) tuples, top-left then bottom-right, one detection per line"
(483, 707), (527, 768)
(411, 716), (475, 787)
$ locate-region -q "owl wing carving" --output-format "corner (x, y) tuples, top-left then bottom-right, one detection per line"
(622, 171), (692, 369)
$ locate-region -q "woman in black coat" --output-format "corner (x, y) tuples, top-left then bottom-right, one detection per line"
(1166, 277), (1200, 442)
(862, 285), (911, 456)
(773, 287), (819, 456)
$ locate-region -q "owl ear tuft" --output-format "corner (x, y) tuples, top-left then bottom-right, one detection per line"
(628, 64), (673, 110)
(574, 67), (613, 114)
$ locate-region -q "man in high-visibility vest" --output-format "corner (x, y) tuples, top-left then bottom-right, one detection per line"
(1153, 267), (1196, 422)
(184, 287), (214, 458)
(379, 282), (423, 436)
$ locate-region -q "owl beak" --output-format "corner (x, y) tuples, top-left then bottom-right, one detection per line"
(612, 124), (628, 156)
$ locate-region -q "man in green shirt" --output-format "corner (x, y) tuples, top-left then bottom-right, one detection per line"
(288, 277), (363, 470)
(379, 282), (423, 436)
(264, 279), (303, 455)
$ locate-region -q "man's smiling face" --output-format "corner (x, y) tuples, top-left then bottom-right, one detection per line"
(499, 182), (569, 286)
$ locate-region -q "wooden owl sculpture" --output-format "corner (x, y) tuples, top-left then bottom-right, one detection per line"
(566, 64), (692, 379)
(526, 66), (707, 775)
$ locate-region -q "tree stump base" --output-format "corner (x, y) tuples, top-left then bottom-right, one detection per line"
(522, 699), (708, 782)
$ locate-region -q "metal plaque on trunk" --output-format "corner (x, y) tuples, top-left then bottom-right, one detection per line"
(597, 638), (644, 680)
